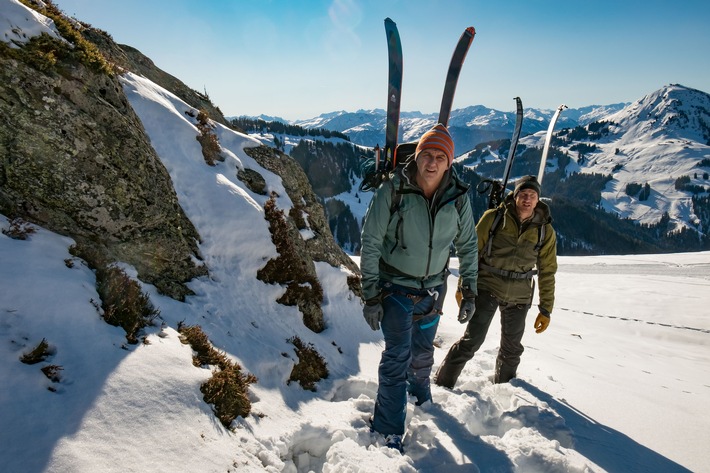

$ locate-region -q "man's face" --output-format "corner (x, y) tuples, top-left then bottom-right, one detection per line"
(515, 189), (539, 219)
(415, 149), (449, 188)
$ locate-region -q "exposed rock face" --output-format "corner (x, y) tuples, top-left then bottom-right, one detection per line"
(245, 145), (360, 278)
(0, 42), (206, 300)
(241, 146), (363, 332)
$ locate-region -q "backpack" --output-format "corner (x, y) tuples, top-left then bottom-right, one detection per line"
(358, 142), (419, 193)
(456, 205), (546, 304)
(482, 205), (546, 259)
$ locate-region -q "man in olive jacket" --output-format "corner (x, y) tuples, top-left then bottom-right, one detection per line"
(360, 124), (478, 451)
(435, 175), (557, 387)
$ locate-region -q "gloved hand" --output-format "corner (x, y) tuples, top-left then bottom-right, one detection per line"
(363, 297), (384, 331)
(457, 285), (476, 324)
(534, 313), (550, 333)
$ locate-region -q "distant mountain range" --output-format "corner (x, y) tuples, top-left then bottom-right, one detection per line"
(238, 84), (710, 254)
(242, 102), (630, 154)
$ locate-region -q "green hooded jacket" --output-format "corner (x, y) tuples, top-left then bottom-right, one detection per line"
(360, 162), (478, 301)
(476, 194), (557, 315)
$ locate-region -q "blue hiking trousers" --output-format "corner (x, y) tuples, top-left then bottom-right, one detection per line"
(372, 282), (443, 436)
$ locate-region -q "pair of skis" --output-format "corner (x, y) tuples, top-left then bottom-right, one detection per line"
(485, 96), (524, 209)
(378, 18), (475, 176)
(483, 102), (567, 208)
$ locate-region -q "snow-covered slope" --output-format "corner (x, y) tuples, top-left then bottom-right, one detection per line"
(2, 3), (709, 471)
(2, 209), (709, 472)
(520, 84), (710, 231)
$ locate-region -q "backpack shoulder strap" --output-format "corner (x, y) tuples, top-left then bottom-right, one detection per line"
(534, 224), (546, 252)
(485, 207), (546, 259)
(483, 207), (504, 259)
(389, 178), (404, 216)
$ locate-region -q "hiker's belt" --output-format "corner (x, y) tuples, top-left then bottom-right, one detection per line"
(479, 262), (537, 280)
(379, 259), (447, 287)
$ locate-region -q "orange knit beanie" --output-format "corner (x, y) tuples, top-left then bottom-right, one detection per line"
(415, 123), (455, 167)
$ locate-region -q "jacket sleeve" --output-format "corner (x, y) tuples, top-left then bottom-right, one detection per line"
(359, 182), (393, 301)
(536, 223), (557, 316)
(453, 197), (478, 292)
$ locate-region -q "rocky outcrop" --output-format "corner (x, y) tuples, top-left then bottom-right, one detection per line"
(247, 144), (363, 331)
(0, 38), (205, 300)
(245, 145), (361, 298)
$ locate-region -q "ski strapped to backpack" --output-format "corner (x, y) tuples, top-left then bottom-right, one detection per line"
(537, 103), (568, 185)
(437, 26), (476, 127)
(391, 25), (475, 171)
(383, 17), (403, 173)
(359, 18), (403, 193)
(478, 97), (524, 209)
(478, 100), (561, 265)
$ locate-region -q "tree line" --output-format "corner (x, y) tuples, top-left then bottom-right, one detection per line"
(231, 117), (350, 141)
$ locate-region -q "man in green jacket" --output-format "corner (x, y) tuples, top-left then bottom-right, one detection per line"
(435, 175), (557, 387)
(360, 123), (478, 452)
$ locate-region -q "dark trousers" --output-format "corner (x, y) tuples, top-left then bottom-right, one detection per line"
(372, 282), (443, 436)
(435, 290), (529, 388)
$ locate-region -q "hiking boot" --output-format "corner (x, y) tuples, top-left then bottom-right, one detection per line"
(384, 434), (403, 453)
(433, 361), (463, 389)
(416, 399), (433, 412)
(494, 358), (517, 384)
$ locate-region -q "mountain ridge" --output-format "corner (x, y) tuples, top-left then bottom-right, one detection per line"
(241, 84), (710, 253)
(236, 101), (631, 152)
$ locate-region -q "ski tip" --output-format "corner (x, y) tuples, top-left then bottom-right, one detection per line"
(385, 17), (396, 25)
(466, 26), (476, 37)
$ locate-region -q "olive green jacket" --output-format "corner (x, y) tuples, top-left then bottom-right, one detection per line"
(477, 195), (557, 315)
(360, 163), (478, 301)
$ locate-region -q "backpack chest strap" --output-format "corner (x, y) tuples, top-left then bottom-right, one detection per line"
(479, 262), (537, 279)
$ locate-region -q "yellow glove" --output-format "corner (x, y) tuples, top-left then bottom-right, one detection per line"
(534, 313), (550, 333)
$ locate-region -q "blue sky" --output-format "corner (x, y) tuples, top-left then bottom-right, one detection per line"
(54, 0), (710, 120)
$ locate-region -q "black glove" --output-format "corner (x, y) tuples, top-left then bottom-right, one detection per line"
(457, 285), (476, 324)
(363, 296), (384, 331)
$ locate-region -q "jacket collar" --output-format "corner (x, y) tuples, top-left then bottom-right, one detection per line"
(400, 159), (457, 195)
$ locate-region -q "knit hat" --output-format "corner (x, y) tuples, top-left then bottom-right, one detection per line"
(415, 123), (455, 167)
(513, 175), (541, 197)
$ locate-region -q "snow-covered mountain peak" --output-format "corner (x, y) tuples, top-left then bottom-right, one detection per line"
(608, 84), (710, 144)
